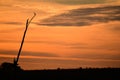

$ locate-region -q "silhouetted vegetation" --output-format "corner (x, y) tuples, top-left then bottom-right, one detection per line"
(0, 62), (120, 80)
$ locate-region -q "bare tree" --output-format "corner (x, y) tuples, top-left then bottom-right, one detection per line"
(14, 13), (36, 66)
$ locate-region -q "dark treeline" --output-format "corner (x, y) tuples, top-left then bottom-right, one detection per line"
(0, 62), (120, 80)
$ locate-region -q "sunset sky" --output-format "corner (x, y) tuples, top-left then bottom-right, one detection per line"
(0, 0), (120, 70)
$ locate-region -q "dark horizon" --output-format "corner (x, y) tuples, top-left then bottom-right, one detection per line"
(0, 62), (120, 80)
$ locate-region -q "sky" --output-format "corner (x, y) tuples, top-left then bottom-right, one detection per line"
(0, 0), (120, 70)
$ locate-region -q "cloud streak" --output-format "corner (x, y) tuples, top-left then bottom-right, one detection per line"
(36, 5), (120, 26)
(0, 21), (23, 25)
(70, 52), (120, 61)
(19, 0), (115, 5)
(0, 50), (58, 57)
(0, 39), (86, 47)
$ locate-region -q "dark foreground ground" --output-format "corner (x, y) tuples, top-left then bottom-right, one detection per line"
(0, 63), (120, 80)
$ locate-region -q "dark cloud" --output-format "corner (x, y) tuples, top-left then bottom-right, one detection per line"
(69, 43), (120, 51)
(36, 5), (120, 27)
(0, 50), (58, 57)
(74, 53), (120, 61)
(0, 21), (23, 25)
(47, 0), (115, 5)
(19, 0), (109, 5)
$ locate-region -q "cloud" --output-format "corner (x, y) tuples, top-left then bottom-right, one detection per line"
(1, 0), (115, 5)
(67, 43), (120, 60)
(0, 21), (23, 25)
(36, 5), (120, 26)
(0, 50), (58, 57)
(0, 39), (85, 47)
(24, 0), (115, 5)
(107, 24), (120, 32)
(71, 53), (120, 61)
(69, 43), (120, 51)
(1, 49), (119, 62)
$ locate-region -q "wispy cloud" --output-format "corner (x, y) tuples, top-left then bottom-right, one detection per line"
(70, 52), (120, 61)
(69, 43), (120, 51)
(20, 0), (115, 5)
(0, 21), (23, 25)
(0, 50), (58, 57)
(1, 49), (119, 62)
(0, 39), (85, 46)
(36, 5), (120, 26)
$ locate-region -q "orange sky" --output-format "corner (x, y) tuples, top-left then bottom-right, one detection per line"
(0, 0), (120, 69)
